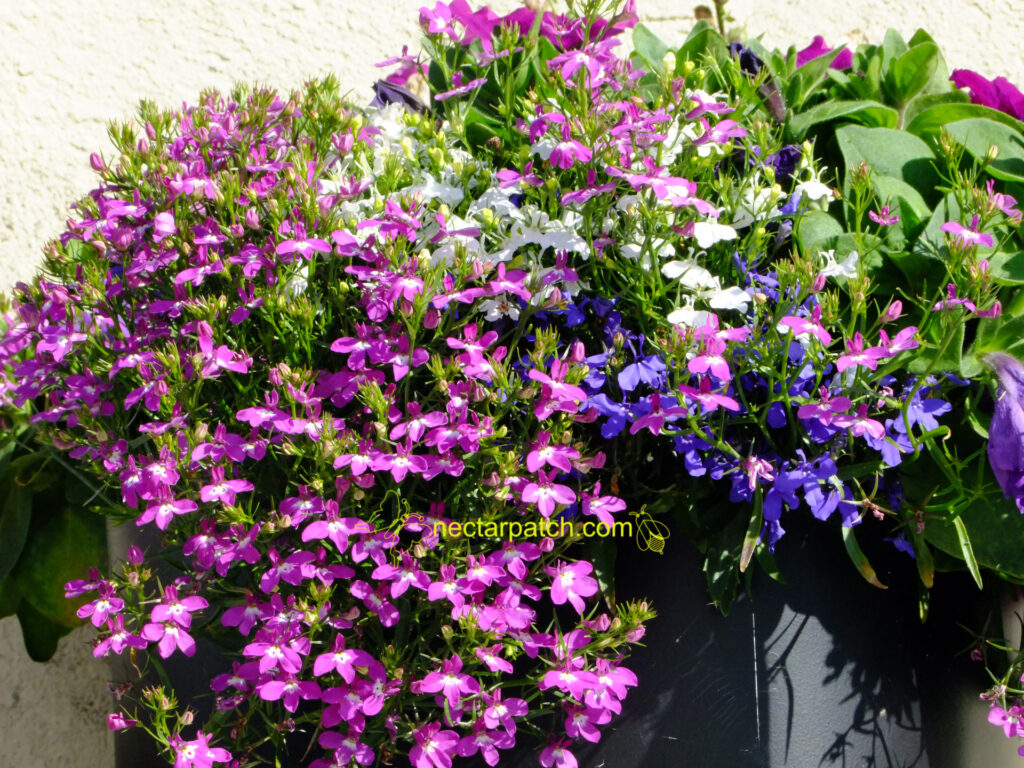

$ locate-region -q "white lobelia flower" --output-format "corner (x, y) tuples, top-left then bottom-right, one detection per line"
(661, 260), (718, 291)
(405, 173), (464, 206)
(703, 285), (751, 312)
(667, 296), (711, 327)
(731, 184), (780, 229)
(691, 219), (738, 249)
(819, 249), (859, 279)
(795, 178), (833, 203)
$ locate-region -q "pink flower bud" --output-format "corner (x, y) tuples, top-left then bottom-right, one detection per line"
(127, 545), (144, 565)
(881, 300), (902, 322)
(811, 273), (827, 292)
(136, 138), (148, 153)
(228, 223), (244, 239)
(568, 341), (585, 362)
(145, 122), (156, 140)
(423, 308), (440, 328)
(470, 260), (485, 280)
(539, 536), (555, 553)
(244, 208), (260, 229)
(268, 368), (283, 387)
(90, 153), (106, 172)
(107, 713), (137, 731)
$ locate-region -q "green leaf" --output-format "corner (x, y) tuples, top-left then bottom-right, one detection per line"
(905, 101), (1020, 139)
(0, 483), (32, 583)
(702, 510), (746, 615)
(795, 209), (843, 254)
(676, 21), (729, 68)
(988, 250), (1024, 285)
(835, 125), (941, 205)
(952, 516), (983, 589)
(788, 100), (898, 140)
(631, 23), (670, 74)
(908, 315), (964, 374)
(962, 310), (1024, 377)
(886, 43), (939, 105)
(13, 503), (107, 629)
(16, 601), (71, 662)
(881, 28), (909, 69)
(841, 525), (887, 589)
(945, 117), (1024, 182)
(906, 29), (951, 94)
(587, 537), (617, 610)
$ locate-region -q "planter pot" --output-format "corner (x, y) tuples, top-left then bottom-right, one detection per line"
(107, 516), (1021, 768)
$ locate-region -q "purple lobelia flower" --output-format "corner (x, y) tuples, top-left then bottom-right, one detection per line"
(985, 352), (1024, 512)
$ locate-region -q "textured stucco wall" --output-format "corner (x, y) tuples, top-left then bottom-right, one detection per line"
(2, 2), (1023, 767)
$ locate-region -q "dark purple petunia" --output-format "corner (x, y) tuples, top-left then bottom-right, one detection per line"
(370, 80), (428, 114)
(985, 352), (1024, 511)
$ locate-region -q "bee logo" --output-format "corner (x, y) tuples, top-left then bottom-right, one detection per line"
(630, 506), (670, 555)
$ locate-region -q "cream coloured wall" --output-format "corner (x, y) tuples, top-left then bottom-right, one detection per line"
(2, 1), (1022, 766)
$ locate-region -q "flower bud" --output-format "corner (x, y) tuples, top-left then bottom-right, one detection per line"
(90, 153), (106, 172)
(244, 208), (260, 229)
(127, 545), (144, 565)
(881, 300), (902, 322)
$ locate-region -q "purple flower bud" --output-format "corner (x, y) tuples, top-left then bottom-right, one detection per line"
(90, 152), (106, 172)
(244, 208), (260, 229)
(127, 545), (144, 565)
(985, 352), (1024, 511)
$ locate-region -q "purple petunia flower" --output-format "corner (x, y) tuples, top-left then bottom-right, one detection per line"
(985, 352), (1024, 512)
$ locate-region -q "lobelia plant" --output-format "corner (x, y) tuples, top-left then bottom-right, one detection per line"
(6, 0), (1024, 765)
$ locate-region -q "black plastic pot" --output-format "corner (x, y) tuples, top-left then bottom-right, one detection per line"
(109, 516), (1021, 768)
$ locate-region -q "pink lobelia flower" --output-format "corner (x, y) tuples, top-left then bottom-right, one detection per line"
(169, 731), (232, 768)
(940, 215), (994, 248)
(409, 722), (460, 768)
(419, 654), (481, 708)
(521, 469), (577, 517)
(544, 560), (599, 614)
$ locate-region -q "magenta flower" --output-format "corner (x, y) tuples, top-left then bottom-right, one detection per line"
(257, 675), (322, 712)
(150, 585), (208, 629)
(545, 560), (599, 614)
(141, 621), (197, 658)
(276, 222), (332, 261)
(169, 731), (232, 768)
(940, 215), (994, 248)
(372, 552), (431, 598)
(832, 404), (886, 440)
(540, 738), (578, 768)
(987, 179), (1022, 223)
(835, 332), (887, 373)
(868, 205), (900, 226)
(548, 132), (593, 170)
(521, 469), (577, 517)
(312, 636), (376, 682)
(410, 722), (460, 768)
(243, 632), (310, 674)
(778, 306), (832, 346)
(136, 488), (198, 530)
(796, 35), (852, 70)
(434, 71), (487, 101)
(563, 701), (612, 742)
(419, 654), (480, 708)
(678, 376), (740, 412)
(456, 721), (515, 766)
(199, 465), (254, 506)
(951, 69), (1024, 120)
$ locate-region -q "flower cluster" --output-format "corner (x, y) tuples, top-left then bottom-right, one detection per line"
(4, 1), (1024, 766)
